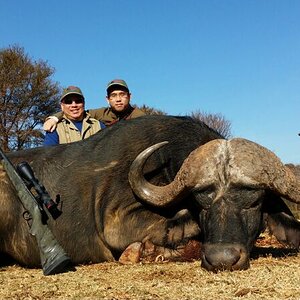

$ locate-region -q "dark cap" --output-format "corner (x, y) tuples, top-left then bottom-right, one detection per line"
(106, 79), (129, 95)
(60, 86), (84, 102)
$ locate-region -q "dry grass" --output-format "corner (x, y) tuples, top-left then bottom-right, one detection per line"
(0, 235), (299, 300)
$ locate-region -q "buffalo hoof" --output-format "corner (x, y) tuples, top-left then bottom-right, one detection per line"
(119, 240), (202, 264)
(141, 240), (202, 262)
(118, 241), (159, 264)
(119, 242), (143, 264)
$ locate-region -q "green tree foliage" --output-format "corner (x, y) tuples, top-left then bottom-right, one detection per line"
(0, 45), (232, 150)
(0, 45), (60, 151)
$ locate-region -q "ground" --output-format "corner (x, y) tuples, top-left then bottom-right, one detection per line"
(0, 233), (299, 300)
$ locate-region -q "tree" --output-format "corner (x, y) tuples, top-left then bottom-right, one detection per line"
(190, 110), (232, 138)
(0, 45), (60, 152)
(138, 105), (231, 138)
(139, 104), (166, 115)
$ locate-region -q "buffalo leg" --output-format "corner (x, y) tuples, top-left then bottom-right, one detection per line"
(104, 208), (200, 254)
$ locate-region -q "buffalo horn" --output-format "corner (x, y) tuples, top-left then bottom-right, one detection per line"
(129, 138), (300, 207)
(227, 138), (300, 204)
(128, 140), (226, 207)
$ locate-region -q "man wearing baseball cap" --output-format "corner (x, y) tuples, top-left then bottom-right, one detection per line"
(44, 86), (105, 145)
(95, 79), (145, 125)
(43, 79), (145, 132)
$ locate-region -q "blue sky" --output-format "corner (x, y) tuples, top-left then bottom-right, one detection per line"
(1, 0), (299, 163)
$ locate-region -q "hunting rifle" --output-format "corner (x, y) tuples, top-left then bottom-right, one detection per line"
(0, 147), (71, 275)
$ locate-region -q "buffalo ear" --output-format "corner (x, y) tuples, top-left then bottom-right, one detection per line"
(266, 212), (300, 249)
(263, 193), (300, 248)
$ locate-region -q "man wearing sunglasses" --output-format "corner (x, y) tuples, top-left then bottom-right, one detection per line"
(44, 86), (105, 146)
(43, 79), (145, 132)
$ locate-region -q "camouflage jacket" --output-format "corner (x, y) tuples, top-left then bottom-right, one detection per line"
(52, 105), (145, 126)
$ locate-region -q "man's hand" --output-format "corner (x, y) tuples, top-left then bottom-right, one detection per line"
(43, 117), (59, 132)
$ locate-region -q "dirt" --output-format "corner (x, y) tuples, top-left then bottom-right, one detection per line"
(0, 233), (299, 300)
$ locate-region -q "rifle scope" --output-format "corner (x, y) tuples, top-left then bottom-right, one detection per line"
(17, 161), (61, 219)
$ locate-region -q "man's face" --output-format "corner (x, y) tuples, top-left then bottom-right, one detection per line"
(106, 90), (131, 113)
(61, 94), (85, 121)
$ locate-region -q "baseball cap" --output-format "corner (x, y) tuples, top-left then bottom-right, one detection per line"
(106, 79), (129, 95)
(60, 86), (84, 102)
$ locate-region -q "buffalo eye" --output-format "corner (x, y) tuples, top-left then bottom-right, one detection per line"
(241, 190), (265, 210)
(248, 199), (261, 209)
(193, 188), (215, 210)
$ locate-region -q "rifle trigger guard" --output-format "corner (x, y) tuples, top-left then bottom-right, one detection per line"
(23, 210), (32, 221)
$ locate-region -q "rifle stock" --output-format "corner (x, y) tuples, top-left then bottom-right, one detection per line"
(0, 147), (71, 275)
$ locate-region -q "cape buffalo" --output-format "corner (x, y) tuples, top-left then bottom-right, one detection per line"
(0, 115), (299, 272)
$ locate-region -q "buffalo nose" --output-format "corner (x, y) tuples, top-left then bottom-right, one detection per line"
(201, 243), (249, 271)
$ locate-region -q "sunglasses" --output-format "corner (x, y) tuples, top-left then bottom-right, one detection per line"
(62, 97), (84, 105)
